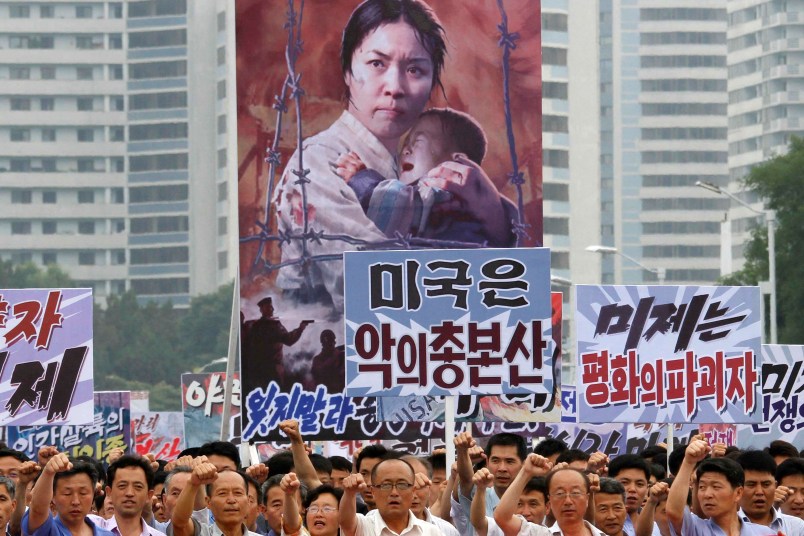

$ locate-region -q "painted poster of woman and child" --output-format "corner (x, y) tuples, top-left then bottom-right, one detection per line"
(236, 0), (543, 438)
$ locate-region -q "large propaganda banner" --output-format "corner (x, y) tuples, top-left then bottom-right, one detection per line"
(236, 0), (542, 440)
(7, 391), (130, 463)
(737, 345), (804, 448)
(181, 373), (240, 447)
(132, 411), (185, 461)
(0, 288), (94, 426)
(576, 285), (762, 423)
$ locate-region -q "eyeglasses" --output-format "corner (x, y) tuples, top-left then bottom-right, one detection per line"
(307, 505), (337, 515)
(550, 491), (587, 501)
(373, 482), (413, 492)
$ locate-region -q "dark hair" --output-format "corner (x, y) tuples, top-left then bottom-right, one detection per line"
(0, 448), (28, 463)
(776, 458), (804, 483)
(356, 444), (390, 473)
(154, 470), (168, 488)
(649, 463), (666, 482)
(597, 477), (626, 499)
(736, 449), (777, 476)
(608, 454), (651, 481)
(107, 454), (156, 489)
(487, 433), (528, 462)
(639, 445), (668, 461)
(766, 440), (799, 460)
(329, 456), (353, 474)
(696, 458), (744, 489)
(267, 451), (294, 479)
(177, 447), (200, 458)
(262, 473), (308, 504)
(310, 454), (333, 476)
(556, 449), (590, 466)
(523, 476), (547, 498)
(341, 0), (447, 102)
(304, 484), (344, 509)
(668, 443), (689, 477)
(533, 438), (568, 459)
(75, 455), (106, 486)
(427, 452), (446, 472)
(243, 472), (264, 505)
(198, 441), (241, 470)
(545, 468), (590, 495)
(417, 108), (487, 165)
(371, 458), (415, 483)
(53, 458), (100, 491)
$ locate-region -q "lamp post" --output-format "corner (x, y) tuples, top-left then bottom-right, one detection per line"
(695, 181), (777, 344)
(585, 245), (666, 284)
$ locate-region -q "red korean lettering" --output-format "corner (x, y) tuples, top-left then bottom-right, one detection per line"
(581, 350), (609, 406)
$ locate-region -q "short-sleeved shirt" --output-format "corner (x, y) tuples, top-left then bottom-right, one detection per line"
(670, 507), (774, 536)
(353, 510), (443, 536)
(547, 521), (605, 536)
(738, 507), (804, 536)
(176, 518), (261, 536)
(87, 515), (166, 536)
(423, 508), (459, 536)
(22, 511), (115, 536)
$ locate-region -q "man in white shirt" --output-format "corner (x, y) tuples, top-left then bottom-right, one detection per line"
(340, 459), (442, 536)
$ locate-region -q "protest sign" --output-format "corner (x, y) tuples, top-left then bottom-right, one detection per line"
(236, 0), (543, 439)
(182, 372), (240, 447)
(0, 288), (93, 425)
(7, 391), (130, 463)
(132, 411), (185, 461)
(737, 344), (804, 448)
(576, 285), (761, 423)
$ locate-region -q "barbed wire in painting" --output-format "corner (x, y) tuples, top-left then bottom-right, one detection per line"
(239, 0), (534, 282)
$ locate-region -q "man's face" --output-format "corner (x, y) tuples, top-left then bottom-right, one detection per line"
(331, 468), (350, 489)
(153, 483), (168, 523)
(696, 472), (742, 521)
(206, 471), (248, 527)
(372, 460), (415, 521)
(206, 455), (237, 473)
(548, 470), (589, 527)
(265, 486), (285, 534)
(487, 446), (523, 493)
(53, 473), (95, 525)
(429, 468), (446, 506)
(614, 468), (649, 514)
(246, 482), (261, 529)
(0, 457), (21, 485)
(259, 303), (274, 317)
(517, 490), (546, 524)
(406, 459), (429, 517)
(0, 485), (17, 527)
(594, 493), (627, 536)
(399, 115), (453, 185)
(163, 472), (191, 518)
(317, 471), (332, 486)
(107, 466), (152, 520)
(779, 474), (804, 520)
(358, 457), (382, 508)
(741, 470), (775, 520)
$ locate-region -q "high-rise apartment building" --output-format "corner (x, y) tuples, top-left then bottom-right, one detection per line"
(725, 0), (803, 273)
(596, 1), (730, 284)
(0, 0), (236, 305)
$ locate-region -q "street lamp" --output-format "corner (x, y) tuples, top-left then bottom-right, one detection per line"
(695, 181), (777, 344)
(585, 245), (666, 284)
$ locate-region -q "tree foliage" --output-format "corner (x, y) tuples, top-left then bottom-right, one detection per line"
(721, 135), (804, 343)
(0, 260), (74, 288)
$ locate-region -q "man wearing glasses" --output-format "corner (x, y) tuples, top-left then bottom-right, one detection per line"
(340, 459), (441, 536)
(495, 455), (604, 536)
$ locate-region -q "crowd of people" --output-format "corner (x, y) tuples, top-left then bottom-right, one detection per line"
(0, 421), (801, 536)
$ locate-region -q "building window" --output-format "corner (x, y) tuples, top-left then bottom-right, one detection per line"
(78, 221), (95, 234)
(10, 67), (30, 80)
(110, 126), (125, 142)
(130, 277), (189, 295)
(42, 191), (57, 204)
(109, 34), (123, 49)
(110, 3), (123, 18)
(42, 159), (57, 172)
(77, 159), (97, 172)
(77, 97), (94, 111)
(40, 97), (54, 111)
(76, 36), (95, 49)
(40, 66), (56, 80)
(78, 252), (95, 265)
(110, 65), (123, 80)
(217, 46), (226, 66)
(11, 98), (31, 111)
(77, 128), (94, 142)
(217, 114), (227, 134)
(113, 220), (125, 232)
(112, 250), (126, 265)
(42, 128), (56, 142)
(11, 252), (32, 264)
(42, 221), (57, 234)
(78, 190), (95, 203)
(10, 5), (31, 18)
(40, 5), (55, 18)
(217, 181), (227, 201)
(77, 67), (94, 80)
(217, 80), (226, 99)
(10, 159), (31, 172)
(76, 5), (93, 18)
(112, 188), (124, 204)
(112, 96), (125, 111)
(112, 157), (125, 172)
(11, 222), (32, 235)
(218, 217), (227, 235)
(42, 252), (57, 265)
(10, 129), (31, 142)
(217, 149), (227, 168)
(218, 251), (228, 270)
(11, 190), (32, 204)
